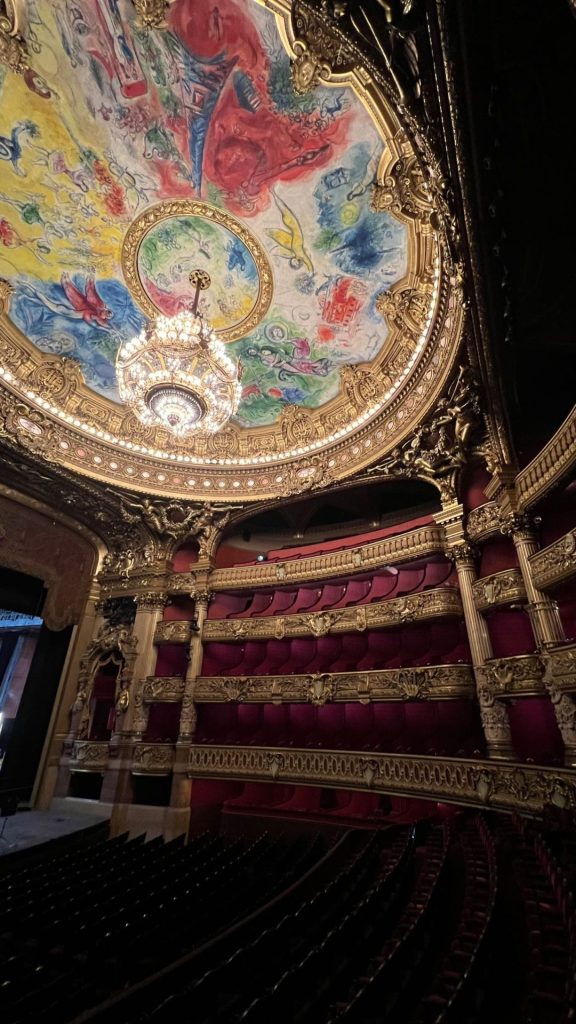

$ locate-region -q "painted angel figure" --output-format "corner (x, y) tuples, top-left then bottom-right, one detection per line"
(247, 338), (332, 379)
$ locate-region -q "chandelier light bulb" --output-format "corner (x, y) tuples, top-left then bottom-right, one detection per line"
(116, 272), (241, 438)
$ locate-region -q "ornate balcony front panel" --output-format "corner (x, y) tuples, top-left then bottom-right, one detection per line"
(545, 644), (576, 695)
(472, 569), (527, 611)
(204, 525), (446, 592)
(187, 744), (576, 817)
(475, 655), (546, 698)
(517, 406), (576, 508)
(530, 530), (576, 591)
(154, 620), (194, 645)
(69, 741), (109, 771)
(142, 676), (185, 702)
(466, 503), (501, 542)
(131, 743), (175, 774)
(194, 665), (475, 704)
(202, 588), (462, 642)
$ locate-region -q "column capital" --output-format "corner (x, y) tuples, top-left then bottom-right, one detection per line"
(445, 540), (478, 566)
(498, 510), (534, 539)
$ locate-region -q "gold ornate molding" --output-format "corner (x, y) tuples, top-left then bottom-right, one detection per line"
(516, 406), (576, 509)
(187, 744), (576, 816)
(476, 655), (546, 699)
(544, 644), (576, 696)
(530, 529), (576, 591)
(132, 743), (174, 773)
(0, 1), (28, 74)
(69, 740), (109, 771)
(194, 664), (475, 704)
(207, 524), (446, 592)
(129, 0), (170, 29)
(472, 569), (527, 612)
(142, 676), (185, 702)
(154, 620), (194, 645)
(466, 502), (500, 541)
(202, 588), (462, 642)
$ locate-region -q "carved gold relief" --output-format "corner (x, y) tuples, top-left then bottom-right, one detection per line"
(530, 530), (576, 590)
(142, 676), (185, 702)
(194, 664), (474, 704)
(187, 745), (576, 816)
(543, 644), (576, 696)
(202, 588), (461, 642)
(476, 655), (546, 699)
(472, 569), (527, 611)
(130, 0), (170, 29)
(69, 740), (109, 771)
(154, 620), (193, 644)
(132, 743), (174, 773)
(0, 1), (28, 74)
(466, 503), (501, 541)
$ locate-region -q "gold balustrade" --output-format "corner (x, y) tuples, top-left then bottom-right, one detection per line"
(530, 529), (576, 591)
(472, 569), (527, 611)
(187, 744), (576, 817)
(194, 664), (474, 704)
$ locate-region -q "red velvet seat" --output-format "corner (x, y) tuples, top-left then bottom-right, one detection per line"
(307, 583), (347, 612)
(235, 641), (267, 675)
(201, 642), (246, 676)
(329, 578), (372, 609)
(207, 593), (250, 620)
(264, 589), (298, 616)
(261, 639), (291, 674)
(235, 592), (274, 618)
(396, 566), (427, 595)
(290, 587), (322, 613)
(365, 571), (399, 602)
(330, 632), (368, 672)
(357, 629), (402, 671)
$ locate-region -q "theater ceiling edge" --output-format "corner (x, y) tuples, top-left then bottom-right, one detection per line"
(0, 0), (463, 503)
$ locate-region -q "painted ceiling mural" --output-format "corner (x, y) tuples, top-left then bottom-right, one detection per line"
(0, 0), (407, 428)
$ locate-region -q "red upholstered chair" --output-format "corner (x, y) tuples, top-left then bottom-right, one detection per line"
(237, 703), (265, 745)
(330, 632), (368, 672)
(317, 703), (347, 748)
(288, 703), (318, 746)
(280, 637), (317, 674)
(195, 703), (238, 744)
(235, 640), (267, 675)
(423, 560), (457, 589)
(291, 587), (321, 613)
(207, 593), (251, 619)
(507, 697), (564, 765)
(330, 578), (372, 608)
(372, 703), (406, 751)
(427, 620), (467, 664)
(405, 702), (440, 753)
(357, 629), (402, 670)
(343, 702), (376, 749)
(396, 566), (427, 595)
(265, 589), (298, 616)
(143, 702), (180, 742)
(261, 639), (291, 674)
(154, 644), (187, 677)
(201, 642), (246, 675)
(235, 592), (274, 617)
(262, 704), (290, 745)
(307, 583), (347, 611)
(306, 635), (342, 672)
(398, 622), (432, 666)
(276, 785), (322, 813)
(365, 570), (399, 602)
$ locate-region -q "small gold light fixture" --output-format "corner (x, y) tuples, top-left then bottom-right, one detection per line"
(116, 270), (241, 437)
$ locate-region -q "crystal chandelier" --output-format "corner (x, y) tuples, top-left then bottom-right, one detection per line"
(116, 270), (241, 437)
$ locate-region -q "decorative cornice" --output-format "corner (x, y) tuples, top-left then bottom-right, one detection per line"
(154, 620), (193, 645)
(530, 529), (576, 591)
(202, 588), (462, 642)
(475, 655), (546, 699)
(142, 676), (185, 703)
(131, 743), (174, 773)
(466, 502), (500, 541)
(544, 644), (576, 696)
(194, 664), (475, 704)
(472, 569), (527, 612)
(187, 745), (576, 816)
(516, 406), (576, 509)
(69, 740), (109, 771)
(206, 525), (446, 592)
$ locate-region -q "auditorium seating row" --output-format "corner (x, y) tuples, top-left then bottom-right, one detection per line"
(206, 561), (456, 620)
(194, 700), (485, 757)
(0, 829), (329, 1024)
(201, 622), (470, 676)
(2, 813), (575, 1023)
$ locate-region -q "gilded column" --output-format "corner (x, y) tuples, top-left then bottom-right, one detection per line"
(178, 588), (210, 743)
(500, 512), (565, 648)
(114, 591), (166, 740)
(437, 506), (515, 760)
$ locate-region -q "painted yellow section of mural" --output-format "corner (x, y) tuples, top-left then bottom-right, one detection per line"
(0, 0), (408, 427)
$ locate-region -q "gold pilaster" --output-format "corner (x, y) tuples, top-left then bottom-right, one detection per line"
(500, 513), (565, 649)
(437, 505), (515, 761)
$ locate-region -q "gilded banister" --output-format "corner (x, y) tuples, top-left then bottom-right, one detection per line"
(68, 740), (109, 771)
(201, 587), (462, 642)
(194, 664), (475, 704)
(203, 524), (446, 592)
(131, 743), (175, 774)
(516, 405), (576, 508)
(472, 569), (527, 612)
(187, 745), (576, 817)
(475, 655), (546, 698)
(529, 529), (576, 591)
(142, 676), (185, 702)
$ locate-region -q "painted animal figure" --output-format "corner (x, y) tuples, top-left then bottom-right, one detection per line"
(0, 121), (39, 176)
(267, 190), (314, 273)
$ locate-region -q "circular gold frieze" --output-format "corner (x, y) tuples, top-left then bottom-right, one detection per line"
(121, 201), (273, 342)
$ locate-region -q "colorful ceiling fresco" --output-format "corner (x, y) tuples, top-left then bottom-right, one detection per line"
(0, 0), (407, 428)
